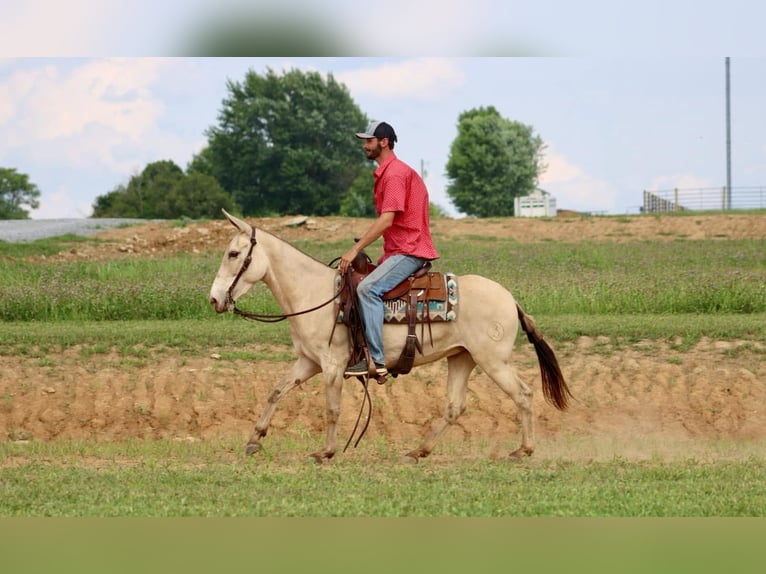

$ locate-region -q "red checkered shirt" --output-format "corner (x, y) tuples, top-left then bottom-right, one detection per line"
(374, 153), (439, 263)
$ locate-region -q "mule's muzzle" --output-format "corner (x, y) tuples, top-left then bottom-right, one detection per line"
(209, 295), (232, 314)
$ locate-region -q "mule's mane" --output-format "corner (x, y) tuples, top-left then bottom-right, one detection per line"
(253, 226), (336, 274)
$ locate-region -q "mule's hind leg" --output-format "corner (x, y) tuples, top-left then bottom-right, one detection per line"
(483, 362), (535, 459)
(404, 351), (475, 463)
(246, 356), (320, 456)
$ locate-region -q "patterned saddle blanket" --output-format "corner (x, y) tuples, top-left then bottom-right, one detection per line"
(335, 271), (458, 324)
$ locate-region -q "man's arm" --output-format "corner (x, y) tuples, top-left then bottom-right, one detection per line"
(338, 211), (395, 274)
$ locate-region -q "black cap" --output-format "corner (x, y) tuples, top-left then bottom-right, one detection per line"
(355, 120), (397, 143)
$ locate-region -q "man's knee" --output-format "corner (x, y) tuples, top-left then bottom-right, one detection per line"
(356, 279), (375, 301)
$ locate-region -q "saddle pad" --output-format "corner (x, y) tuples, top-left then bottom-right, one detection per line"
(335, 273), (458, 324)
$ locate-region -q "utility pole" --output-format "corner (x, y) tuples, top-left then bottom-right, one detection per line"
(725, 57), (732, 209)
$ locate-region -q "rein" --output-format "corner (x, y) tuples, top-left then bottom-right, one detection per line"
(224, 224), (373, 449)
(226, 226), (344, 323)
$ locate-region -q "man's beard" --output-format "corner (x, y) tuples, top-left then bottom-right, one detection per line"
(365, 143), (382, 160)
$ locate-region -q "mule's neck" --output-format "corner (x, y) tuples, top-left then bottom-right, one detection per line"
(257, 229), (337, 314)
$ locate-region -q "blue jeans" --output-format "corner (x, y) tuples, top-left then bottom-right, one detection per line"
(357, 254), (427, 366)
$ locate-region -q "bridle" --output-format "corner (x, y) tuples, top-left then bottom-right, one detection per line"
(223, 224), (374, 450)
(224, 226), (344, 323)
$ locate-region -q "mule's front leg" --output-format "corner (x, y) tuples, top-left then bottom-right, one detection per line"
(246, 357), (320, 456)
(307, 369), (344, 463)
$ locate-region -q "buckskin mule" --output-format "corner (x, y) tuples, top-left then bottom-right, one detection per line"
(208, 210), (573, 463)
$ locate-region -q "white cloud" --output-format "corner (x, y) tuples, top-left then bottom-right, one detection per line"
(335, 58), (465, 101)
(539, 147), (586, 184)
(2, 58), (209, 219)
(1, 59), (178, 171)
(6, 59), (166, 142)
(539, 146), (617, 213)
(30, 187), (94, 219)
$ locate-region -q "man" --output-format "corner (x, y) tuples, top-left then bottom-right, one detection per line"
(339, 120), (439, 377)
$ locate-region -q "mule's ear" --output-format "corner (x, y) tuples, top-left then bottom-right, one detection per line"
(221, 209), (250, 234)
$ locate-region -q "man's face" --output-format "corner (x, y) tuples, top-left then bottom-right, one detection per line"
(362, 137), (383, 160)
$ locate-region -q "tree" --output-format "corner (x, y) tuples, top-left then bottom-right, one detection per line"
(92, 160), (236, 219)
(445, 106), (546, 217)
(162, 173), (235, 219)
(339, 167), (376, 217)
(204, 67), (368, 216)
(186, 146), (216, 178)
(0, 168), (41, 219)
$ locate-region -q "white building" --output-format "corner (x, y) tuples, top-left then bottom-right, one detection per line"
(514, 189), (557, 217)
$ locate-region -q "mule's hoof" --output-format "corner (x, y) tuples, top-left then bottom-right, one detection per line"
(401, 450), (422, 464)
(508, 447), (533, 461)
(245, 442), (262, 456)
(307, 451), (332, 464)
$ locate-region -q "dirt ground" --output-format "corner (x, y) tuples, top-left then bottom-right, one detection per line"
(3, 213), (766, 461)
(35, 212), (766, 263)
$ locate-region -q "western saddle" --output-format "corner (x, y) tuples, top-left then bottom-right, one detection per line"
(336, 250), (448, 383)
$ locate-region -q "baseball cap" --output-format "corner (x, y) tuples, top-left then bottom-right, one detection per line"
(355, 120), (397, 142)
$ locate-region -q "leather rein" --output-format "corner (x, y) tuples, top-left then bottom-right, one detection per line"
(224, 225), (373, 450)
(225, 226), (344, 323)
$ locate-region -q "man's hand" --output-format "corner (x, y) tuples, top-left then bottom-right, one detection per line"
(339, 245), (359, 275)
(338, 211), (395, 274)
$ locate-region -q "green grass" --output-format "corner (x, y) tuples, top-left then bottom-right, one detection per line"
(1, 236), (764, 321)
(1, 314), (765, 357)
(1, 223), (766, 520)
(1, 440), (764, 517)
(0, 233), (96, 258)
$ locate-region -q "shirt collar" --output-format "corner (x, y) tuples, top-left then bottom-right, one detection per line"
(374, 152), (397, 178)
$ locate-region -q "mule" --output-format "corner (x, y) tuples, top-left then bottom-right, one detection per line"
(208, 210), (572, 463)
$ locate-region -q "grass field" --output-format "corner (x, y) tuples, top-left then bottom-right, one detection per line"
(2, 234), (765, 321)
(1, 215), (765, 520)
(2, 438), (765, 517)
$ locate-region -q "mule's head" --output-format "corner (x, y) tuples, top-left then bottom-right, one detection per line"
(209, 209), (269, 314)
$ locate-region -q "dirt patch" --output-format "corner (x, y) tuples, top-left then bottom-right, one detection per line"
(1, 339), (764, 461)
(35, 212), (766, 263)
(6, 213), (766, 460)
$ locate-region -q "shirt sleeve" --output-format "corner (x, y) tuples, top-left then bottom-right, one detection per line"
(378, 172), (408, 213)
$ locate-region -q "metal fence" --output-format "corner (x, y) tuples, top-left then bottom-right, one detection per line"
(642, 187), (766, 212)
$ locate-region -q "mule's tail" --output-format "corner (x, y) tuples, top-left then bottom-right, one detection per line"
(516, 304), (573, 410)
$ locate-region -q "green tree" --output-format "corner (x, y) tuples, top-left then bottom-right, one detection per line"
(186, 146), (216, 178)
(92, 184), (135, 218)
(162, 173), (235, 219)
(204, 67), (368, 216)
(339, 167), (376, 217)
(445, 106), (546, 217)
(0, 168), (41, 219)
(92, 160), (236, 219)
(92, 161), (182, 218)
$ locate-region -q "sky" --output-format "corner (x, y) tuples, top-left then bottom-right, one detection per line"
(1, 2), (765, 219)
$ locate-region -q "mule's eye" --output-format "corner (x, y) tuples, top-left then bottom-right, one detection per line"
(228, 250), (240, 259)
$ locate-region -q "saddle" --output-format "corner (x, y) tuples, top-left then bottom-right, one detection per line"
(337, 251), (449, 379)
